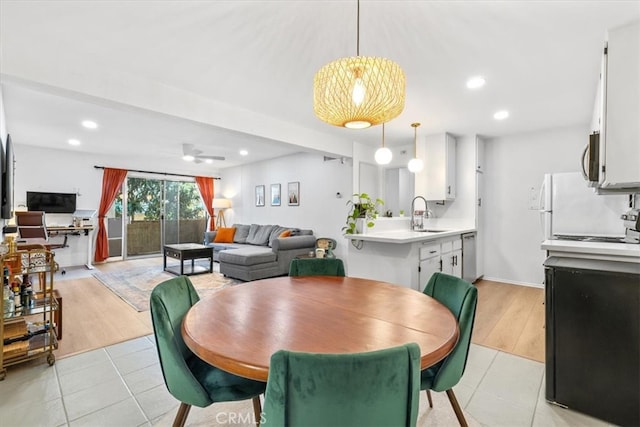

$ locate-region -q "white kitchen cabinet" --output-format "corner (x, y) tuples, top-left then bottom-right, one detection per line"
(415, 133), (456, 201)
(475, 134), (485, 173)
(441, 238), (462, 278)
(418, 237), (462, 291)
(597, 21), (640, 189)
(419, 242), (441, 291)
(475, 136), (485, 279)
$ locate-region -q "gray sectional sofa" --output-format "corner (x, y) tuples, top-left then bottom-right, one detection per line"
(203, 224), (316, 281)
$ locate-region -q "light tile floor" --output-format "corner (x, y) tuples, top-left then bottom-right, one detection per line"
(0, 336), (613, 427)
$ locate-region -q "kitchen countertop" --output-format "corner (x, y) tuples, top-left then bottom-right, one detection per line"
(541, 239), (640, 261)
(343, 228), (476, 244)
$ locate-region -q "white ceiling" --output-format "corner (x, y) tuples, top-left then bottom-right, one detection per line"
(1, 1), (639, 169)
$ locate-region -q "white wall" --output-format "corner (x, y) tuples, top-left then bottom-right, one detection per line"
(214, 152), (352, 260)
(483, 125), (587, 286)
(0, 88), (7, 145)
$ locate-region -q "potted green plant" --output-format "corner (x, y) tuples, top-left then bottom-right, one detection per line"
(342, 193), (385, 235)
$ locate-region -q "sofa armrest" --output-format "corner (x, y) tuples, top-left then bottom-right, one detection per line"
(272, 235), (316, 251)
(204, 231), (217, 245)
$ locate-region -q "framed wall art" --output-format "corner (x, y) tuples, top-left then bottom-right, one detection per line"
(255, 185), (265, 207)
(271, 183), (281, 206)
(288, 181), (300, 206)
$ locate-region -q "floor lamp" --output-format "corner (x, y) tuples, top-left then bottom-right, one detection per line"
(212, 198), (231, 229)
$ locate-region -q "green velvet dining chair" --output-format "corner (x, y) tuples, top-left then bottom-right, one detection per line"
(421, 272), (478, 427)
(261, 343), (421, 427)
(288, 257), (346, 277)
(150, 275), (266, 427)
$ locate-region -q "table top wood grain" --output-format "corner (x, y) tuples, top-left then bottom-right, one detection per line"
(182, 276), (459, 382)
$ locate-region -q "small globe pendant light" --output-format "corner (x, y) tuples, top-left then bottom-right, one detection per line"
(407, 123), (424, 173)
(374, 123), (392, 165)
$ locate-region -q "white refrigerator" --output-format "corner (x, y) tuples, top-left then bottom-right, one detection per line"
(539, 172), (629, 240)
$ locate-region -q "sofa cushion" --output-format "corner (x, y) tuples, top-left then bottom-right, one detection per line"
(218, 247), (277, 266)
(268, 226), (289, 247)
(246, 224), (274, 245)
(203, 231), (217, 245)
(214, 227), (236, 243)
(233, 224), (251, 244)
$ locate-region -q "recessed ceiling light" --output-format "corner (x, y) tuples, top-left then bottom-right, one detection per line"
(183, 155), (195, 162)
(466, 76), (486, 89)
(81, 120), (98, 129)
(493, 110), (509, 120)
(239, 149), (248, 156)
(68, 139), (81, 146)
(204, 158), (213, 164)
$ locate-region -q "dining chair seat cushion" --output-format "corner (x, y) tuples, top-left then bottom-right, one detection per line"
(261, 343), (420, 426)
(288, 258), (345, 277)
(187, 354), (266, 402)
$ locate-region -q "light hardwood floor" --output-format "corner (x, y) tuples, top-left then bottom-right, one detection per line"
(54, 260), (545, 362)
(472, 280), (545, 362)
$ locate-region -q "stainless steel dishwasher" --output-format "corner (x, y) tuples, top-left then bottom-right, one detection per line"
(461, 232), (476, 283)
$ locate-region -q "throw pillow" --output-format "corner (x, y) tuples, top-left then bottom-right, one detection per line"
(279, 229), (291, 238)
(214, 227), (236, 243)
(233, 224), (251, 243)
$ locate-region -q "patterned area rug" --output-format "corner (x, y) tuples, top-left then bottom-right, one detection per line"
(92, 265), (242, 312)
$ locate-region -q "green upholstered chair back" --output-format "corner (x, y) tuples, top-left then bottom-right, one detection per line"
(150, 275), (212, 408)
(422, 272), (478, 392)
(288, 258), (346, 277)
(261, 343), (421, 427)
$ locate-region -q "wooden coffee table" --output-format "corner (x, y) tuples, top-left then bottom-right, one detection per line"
(163, 243), (213, 276)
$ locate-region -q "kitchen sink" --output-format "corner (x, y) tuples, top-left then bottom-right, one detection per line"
(414, 229), (449, 233)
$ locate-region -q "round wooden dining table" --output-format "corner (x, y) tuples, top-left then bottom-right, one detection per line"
(182, 276), (459, 382)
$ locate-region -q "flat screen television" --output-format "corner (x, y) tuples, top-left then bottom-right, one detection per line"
(26, 191), (77, 214)
(1, 134), (14, 219)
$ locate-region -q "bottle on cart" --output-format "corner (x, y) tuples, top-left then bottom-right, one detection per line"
(3, 273), (14, 318)
(20, 274), (32, 309)
(11, 277), (22, 310)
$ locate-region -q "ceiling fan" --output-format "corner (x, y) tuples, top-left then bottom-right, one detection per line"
(182, 143), (225, 163)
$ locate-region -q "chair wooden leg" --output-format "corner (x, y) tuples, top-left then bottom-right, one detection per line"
(173, 402), (191, 427)
(425, 389), (433, 408)
(252, 396), (263, 426)
(445, 389), (468, 427)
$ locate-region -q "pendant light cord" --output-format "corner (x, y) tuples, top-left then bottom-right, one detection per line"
(356, 0), (360, 56)
(412, 123), (420, 157)
(382, 123), (385, 147)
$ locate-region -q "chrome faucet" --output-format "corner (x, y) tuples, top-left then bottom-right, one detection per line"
(411, 196), (429, 231)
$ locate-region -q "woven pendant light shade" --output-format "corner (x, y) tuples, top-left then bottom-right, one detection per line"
(314, 56), (405, 129)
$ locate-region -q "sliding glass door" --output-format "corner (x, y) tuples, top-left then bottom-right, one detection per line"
(107, 176), (207, 259)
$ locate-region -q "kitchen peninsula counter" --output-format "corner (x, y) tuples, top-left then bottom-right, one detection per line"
(346, 228), (475, 244)
(344, 218), (476, 290)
